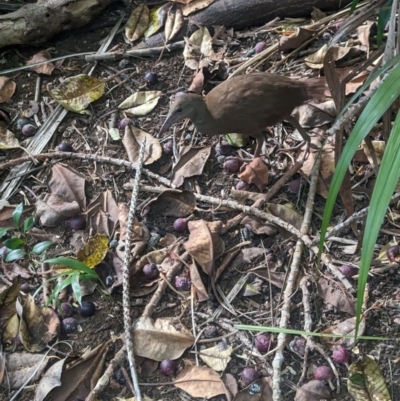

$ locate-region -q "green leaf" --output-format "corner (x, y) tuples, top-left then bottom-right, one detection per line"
(32, 241), (54, 255)
(71, 272), (82, 305)
(0, 227), (12, 239)
(355, 110), (400, 335)
(319, 63), (400, 264)
(5, 249), (26, 262)
(23, 216), (35, 233)
(377, 2), (393, 45)
(12, 203), (23, 227)
(3, 238), (25, 250)
(47, 275), (73, 306)
(44, 257), (97, 275)
(350, 0), (359, 12)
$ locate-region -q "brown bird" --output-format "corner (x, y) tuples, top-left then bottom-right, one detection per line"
(159, 72), (327, 157)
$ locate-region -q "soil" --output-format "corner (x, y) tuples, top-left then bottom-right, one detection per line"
(0, 2), (400, 401)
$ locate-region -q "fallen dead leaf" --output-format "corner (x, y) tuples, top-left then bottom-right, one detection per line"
(0, 76), (16, 103)
(294, 380), (331, 401)
(125, 4), (150, 42)
(165, 4), (184, 43)
(238, 158), (269, 192)
(119, 91), (162, 116)
(200, 343), (232, 371)
(26, 51), (56, 75)
(279, 27), (314, 53)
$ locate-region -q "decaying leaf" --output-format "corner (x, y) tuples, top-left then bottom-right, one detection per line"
(174, 364), (225, 398)
(188, 66), (212, 94)
(182, 0), (216, 16)
(348, 355), (391, 401)
(189, 262), (209, 302)
(77, 233), (109, 268)
(165, 5), (184, 43)
(171, 146), (212, 187)
(295, 380), (332, 401)
(119, 90), (162, 116)
(47, 74), (104, 114)
(35, 194), (81, 226)
(224, 133), (249, 148)
(125, 4), (150, 42)
(305, 44), (362, 69)
(144, 4), (169, 38)
(143, 190), (196, 217)
(16, 294), (60, 352)
(0, 76), (16, 103)
(200, 343), (232, 371)
(34, 358), (66, 401)
(26, 51), (56, 75)
(0, 123), (19, 149)
(279, 27), (314, 53)
(132, 316), (194, 360)
(266, 203), (303, 237)
(238, 158), (269, 191)
(122, 125), (162, 165)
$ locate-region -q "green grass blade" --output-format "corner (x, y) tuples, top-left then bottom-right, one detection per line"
(319, 64), (400, 261)
(355, 110), (400, 335)
(70, 272), (83, 305)
(12, 203), (23, 227)
(377, 1), (393, 45)
(350, 0), (359, 12)
(44, 257), (96, 275)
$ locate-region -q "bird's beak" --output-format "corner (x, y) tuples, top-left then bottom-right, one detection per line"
(159, 113), (177, 134)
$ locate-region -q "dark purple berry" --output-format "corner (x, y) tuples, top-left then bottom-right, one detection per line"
(224, 159), (241, 173)
(70, 215), (86, 230)
(163, 141), (173, 155)
(175, 276), (191, 291)
(236, 180), (249, 191)
(60, 302), (73, 318)
(332, 346), (350, 364)
(144, 72), (158, 85)
(339, 264), (358, 278)
(173, 218), (188, 233)
(21, 124), (37, 137)
(78, 301), (95, 317)
(314, 366), (334, 381)
(215, 140), (232, 156)
(241, 367), (260, 386)
(289, 337), (306, 356)
(115, 369), (126, 384)
(160, 359), (176, 376)
(255, 42), (267, 53)
(288, 179), (301, 194)
(254, 334), (270, 353)
(62, 317), (78, 333)
(119, 117), (132, 130)
(143, 263), (159, 280)
(387, 245), (400, 263)
(57, 143), (75, 152)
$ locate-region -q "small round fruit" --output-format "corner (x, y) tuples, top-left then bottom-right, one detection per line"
(236, 180), (249, 191)
(114, 369), (126, 384)
(255, 41), (267, 53)
(215, 140), (232, 156)
(332, 346), (350, 364)
(21, 124), (37, 137)
(224, 159), (241, 173)
(314, 366), (334, 381)
(254, 334), (270, 353)
(119, 118), (132, 130)
(62, 317), (78, 333)
(144, 72), (158, 85)
(175, 276), (191, 291)
(173, 218), (188, 233)
(143, 263), (159, 280)
(78, 301), (96, 317)
(160, 359), (176, 376)
(288, 179), (301, 194)
(70, 215), (86, 230)
(339, 264), (358, 278)
(57, 143), (75, 152)
(241, 367), (260, 386)
(60, 302), (73, 318)
(163, 141), (173, 155)
(387, 245), (400, 263)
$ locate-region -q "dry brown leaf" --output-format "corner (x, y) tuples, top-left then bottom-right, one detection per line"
(34, 358), (66, 401)
(165, 5), (184, 43)
(144, 3), (169, 38)
(305, 44), (361, 69)
(0, 76), (16, 103)
(26, 51), (56, 75)
(189, 262), (209, 302)
(125, 4), (150, 42)
(122, 125), (162, 165)
(132, 316), (194, 361)
(200, 344), (232, 371)
(188, 66), (212, 94)
(174, 364), (225, 398)
(171, 145), (212, 187)
(182, 0), (216, 16)
(279, 27), (314, 53)
(238, 158), (269, 191)
(295, 380), (332, 401)
(87, 190), (119, 236)
(119, 91), (162, 115)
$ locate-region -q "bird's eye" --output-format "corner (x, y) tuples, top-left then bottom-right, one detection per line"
(176, 107), (182, 113)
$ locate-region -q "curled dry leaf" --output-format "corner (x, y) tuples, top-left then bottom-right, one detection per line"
(3, 313), (19, 351)
(184, 220), (224, 276)
(144, 3), (169, 38)
(26, 51), (55, 75)
(165, 4), (184, 43)
(76, 233), (109, 268)
(34, 358), (66, 401)
(122, 125), (162, 165)
(171, 145), (212, 187)
(294, 380), (331, 401)
(200, 344), (232, 371)
(0, 76), (16, 103)
(143, 189), (196, 217)
(189, 261), (209, 302)
(188, 66), (212, 94)
(0, 123), (19, 149)
(132, 316), (194, 361)
(238, 157), (269, 191)
(305, 44), (362, 69)
(174, 364), (225, 398)
(16, 294), (60, 352)
(182, 0), (216, 16)
(4, 353), (50, 390)
(279, 27), (314, 53)
(47, 74), (104, 114)
(119, 90), (162, 116)
(125, 4), (150, 42)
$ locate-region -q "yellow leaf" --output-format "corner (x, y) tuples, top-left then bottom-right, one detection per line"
(77, 233), (109, 268)
(144, 4), (169, 38)
(125, 4), (150, 42)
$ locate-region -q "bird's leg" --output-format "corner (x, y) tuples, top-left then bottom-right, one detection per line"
(285, 115), (320, 150)
(254, 135), (265, 158)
